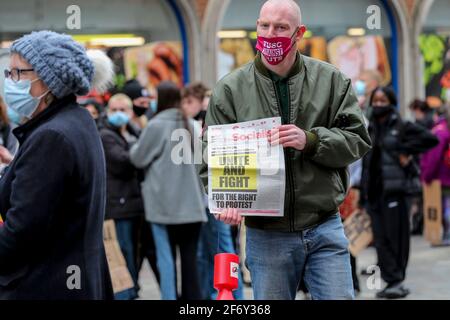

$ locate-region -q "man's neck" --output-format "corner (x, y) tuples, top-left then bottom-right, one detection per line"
(262, 50), (298, 78)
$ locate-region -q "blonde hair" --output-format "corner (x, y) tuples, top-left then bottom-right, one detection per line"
(108, 93), (132, 109)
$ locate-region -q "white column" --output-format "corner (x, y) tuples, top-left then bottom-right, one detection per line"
(412, 0), (435, 100)
(201, 0), (231, 88)
(174, 0), (203, 83)
(385, 0), (414, 118)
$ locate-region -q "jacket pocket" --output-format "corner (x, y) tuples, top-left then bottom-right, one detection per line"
(295, 161), (342, 213)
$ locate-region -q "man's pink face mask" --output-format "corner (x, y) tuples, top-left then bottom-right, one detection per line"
(256, 27), (299, 65)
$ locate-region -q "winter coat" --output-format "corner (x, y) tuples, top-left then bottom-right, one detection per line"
(200, 52), (371, 231)
(420, 117), (450, 186)
(130, 108), (207, 225)
(100, 122), (145, 220)
(361, 111), (438, 205)
(0, 95), (113, 299)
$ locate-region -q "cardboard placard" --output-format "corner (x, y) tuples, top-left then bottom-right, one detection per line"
(103, 220), (134, 293)
(343, 209), (373, 256)
(422, 181), (443, 245)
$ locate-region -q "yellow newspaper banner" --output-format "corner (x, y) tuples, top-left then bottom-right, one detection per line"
(211, 153), (257, 192)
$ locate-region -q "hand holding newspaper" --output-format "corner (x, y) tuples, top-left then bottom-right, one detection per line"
(208, 117), (285, 217)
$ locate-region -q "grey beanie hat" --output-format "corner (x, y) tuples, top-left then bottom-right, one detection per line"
(10, 30), (94, 99)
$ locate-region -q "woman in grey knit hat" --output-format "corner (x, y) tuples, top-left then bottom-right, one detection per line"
(0, 30), (115, 300)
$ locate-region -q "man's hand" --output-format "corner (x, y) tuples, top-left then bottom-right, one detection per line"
(0, 146), (13, 165)
(269, 125), (307, 151)
(215, 208), (243, 226)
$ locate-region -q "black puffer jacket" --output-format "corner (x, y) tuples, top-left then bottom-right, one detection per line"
(100, 122), (145, 220)
(361, 111), (438, 205)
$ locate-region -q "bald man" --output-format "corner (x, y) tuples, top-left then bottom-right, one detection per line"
(200, 0), (371, 300)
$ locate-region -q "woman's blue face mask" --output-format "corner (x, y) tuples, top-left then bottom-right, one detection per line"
(3, 78), (49, 119)
(7, 106), (21, 125)
(108, 111), (130, 127)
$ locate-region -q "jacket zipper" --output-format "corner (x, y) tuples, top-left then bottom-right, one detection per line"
(272, 81), (295, 232)
(286, 82), (295, 232)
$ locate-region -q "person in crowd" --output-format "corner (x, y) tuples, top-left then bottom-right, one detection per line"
(410, 99), (437, 130)
(134, 213), (160, 292)
(354, 70), (382, 277)
(420, 104), (450, 246)
(408, 99), (438, 235)
(122, 79), (154, 128)
(120, 81), (161, 291)
(79, 97), (105, 129)
(100, 93), (146, 300)
(130, 81), (207, 300)
(360, 86), (438, 299)
(182, 82), (245, 300)
(0, 30), (114, 299)
(200, 0), (371, 300)
(196, 212), (245, 300)
(339, 97), (370, 295)
(357, 69), (383, 111)
(181, 82), (209, 127)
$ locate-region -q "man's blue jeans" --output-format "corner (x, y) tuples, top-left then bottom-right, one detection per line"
(246, 213), (354, 300)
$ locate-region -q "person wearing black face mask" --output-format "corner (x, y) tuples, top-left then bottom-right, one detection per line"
(360, 87), (438, 299)
(122, 79), (152, 129)
(371, 104), (395, 118)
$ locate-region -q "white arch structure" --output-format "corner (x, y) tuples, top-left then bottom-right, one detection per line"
(172, 0), (204, 83)
(412, 0), (435, 100)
